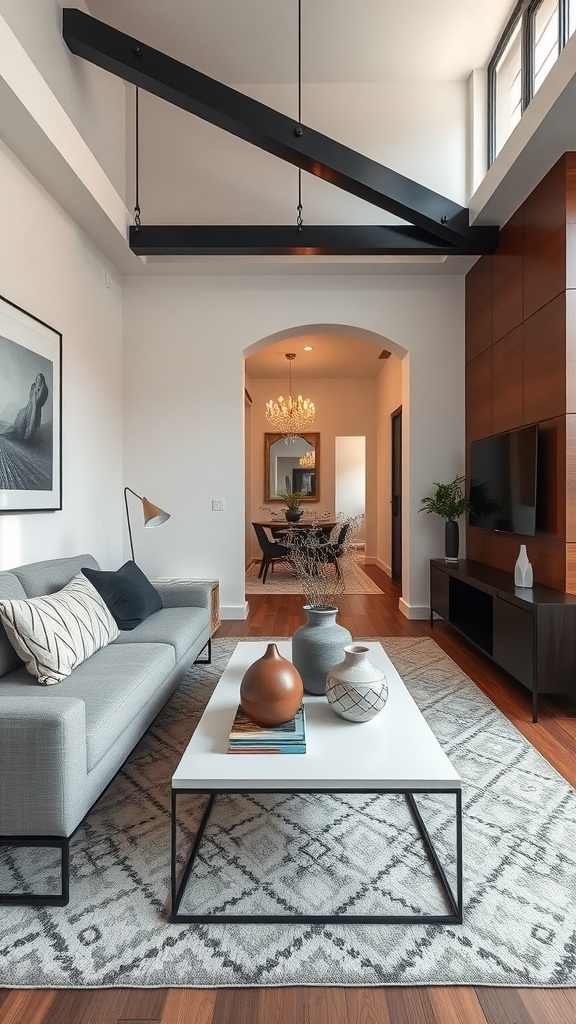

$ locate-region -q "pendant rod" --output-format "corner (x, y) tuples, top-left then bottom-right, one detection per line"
(296, 0), (303, 231)
(297, 0), (302, 127)
(134, 86), (141, 228)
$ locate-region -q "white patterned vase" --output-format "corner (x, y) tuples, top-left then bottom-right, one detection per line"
(514, 544), (533, 588)
(326, 644), (388, 723)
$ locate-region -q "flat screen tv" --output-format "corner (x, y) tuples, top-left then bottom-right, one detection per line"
(469, 424), (538, 536)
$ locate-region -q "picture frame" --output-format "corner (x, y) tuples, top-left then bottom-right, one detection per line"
(264, 432), (320, 502)
(0, 294), (62, 513)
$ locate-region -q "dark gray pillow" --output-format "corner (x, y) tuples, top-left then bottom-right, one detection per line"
(81, 560), (162, 631)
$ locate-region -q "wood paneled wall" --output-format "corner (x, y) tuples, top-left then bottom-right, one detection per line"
(465, 154), (576, 592)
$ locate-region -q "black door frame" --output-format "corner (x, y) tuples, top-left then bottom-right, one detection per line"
(391, 406), (402, 584)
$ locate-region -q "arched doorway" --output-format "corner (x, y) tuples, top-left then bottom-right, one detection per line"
(244, 324), (407, 594)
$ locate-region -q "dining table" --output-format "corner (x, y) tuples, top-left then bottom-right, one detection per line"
(253, 519), (337, 536)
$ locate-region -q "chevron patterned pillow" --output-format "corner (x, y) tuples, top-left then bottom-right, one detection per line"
(0, 572), (120, 685)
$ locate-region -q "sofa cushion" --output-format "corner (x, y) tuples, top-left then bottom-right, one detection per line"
(66, 642), (176, 769)
(112, 606), (209, 662)
(0, 665), (39, 692)
(11, 554), (100, 597)
(0, 572), (27, 677)
(0, 573), (119, 685)
(0, 642), (177, 771)
(81, 560), (162, 631)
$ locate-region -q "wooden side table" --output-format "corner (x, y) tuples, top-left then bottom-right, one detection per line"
(154, 578), (220, 636)
(198, 579), (220, 636)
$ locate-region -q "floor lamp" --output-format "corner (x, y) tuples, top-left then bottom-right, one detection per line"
(124, 486), (171, 562)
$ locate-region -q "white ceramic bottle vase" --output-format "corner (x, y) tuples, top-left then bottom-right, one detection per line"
(326, 644), (388, 722)
(514, 544), (533, 588)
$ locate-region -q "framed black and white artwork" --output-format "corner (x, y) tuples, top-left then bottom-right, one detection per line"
(0, 294), (62, 513)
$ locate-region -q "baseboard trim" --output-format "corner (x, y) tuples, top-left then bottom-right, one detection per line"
(399, 598), (430, 620)
(220, 602), (249, 620)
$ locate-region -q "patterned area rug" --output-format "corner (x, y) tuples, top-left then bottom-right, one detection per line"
(1, 636), (575, 989)
(245, 559), (383, 595)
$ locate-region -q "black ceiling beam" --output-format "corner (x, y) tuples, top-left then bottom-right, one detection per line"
(128, 224), (472, 257)
(63, 9), (499, 255)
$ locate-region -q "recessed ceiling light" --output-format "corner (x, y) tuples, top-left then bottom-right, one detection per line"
(304, 346), (313, 351)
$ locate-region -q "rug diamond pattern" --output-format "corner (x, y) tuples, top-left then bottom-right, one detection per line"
(1, 636), (575, 987)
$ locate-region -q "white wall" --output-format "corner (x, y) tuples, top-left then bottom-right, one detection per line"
(134, 80), (467, 224)
(244, 392), (252, 568)
(0, 140), (124, 571)
(123, 275), (465, 619)
(375, 353), (403, 576)
(0, 0), (127, 197)
(247, 375), (377, 562)
(467, 69), (488, 200)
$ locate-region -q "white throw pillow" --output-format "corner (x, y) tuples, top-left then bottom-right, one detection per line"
(0, 572), (120, 685)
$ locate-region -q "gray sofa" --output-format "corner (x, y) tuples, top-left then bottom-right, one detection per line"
(0, 554), (212, 906)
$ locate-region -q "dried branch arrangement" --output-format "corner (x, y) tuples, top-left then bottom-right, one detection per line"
(284, 515), (363, 609)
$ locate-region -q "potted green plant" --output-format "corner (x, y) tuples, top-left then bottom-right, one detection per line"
(277, 488), (307, 522)
(418, 474), (471, 561)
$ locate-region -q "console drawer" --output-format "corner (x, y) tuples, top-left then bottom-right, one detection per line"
(430, 565), (449, 620)
(493, 597), (534, 689)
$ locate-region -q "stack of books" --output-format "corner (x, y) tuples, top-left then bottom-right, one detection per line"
(228, 705), (306, 754)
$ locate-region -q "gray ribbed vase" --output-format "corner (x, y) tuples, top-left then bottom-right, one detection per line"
(291, 605), (352, 695)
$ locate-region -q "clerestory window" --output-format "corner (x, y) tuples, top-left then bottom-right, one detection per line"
(533, 0), (560, 93)
(488, 0), (569, 165)
(492, 16), (522, 159)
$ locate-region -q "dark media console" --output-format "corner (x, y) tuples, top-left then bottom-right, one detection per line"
(430, 559), (576, 722)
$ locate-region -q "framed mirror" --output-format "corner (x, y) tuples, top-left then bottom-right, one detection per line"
(265, 433), (320, 501)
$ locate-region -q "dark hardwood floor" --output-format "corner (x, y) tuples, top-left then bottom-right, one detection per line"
(2, 564), (574, 1024)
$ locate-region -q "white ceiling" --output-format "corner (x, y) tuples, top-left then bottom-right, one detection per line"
(245, 333), (391, 379)
(87, 0), (516, 86)
(80, 0), (520, 276)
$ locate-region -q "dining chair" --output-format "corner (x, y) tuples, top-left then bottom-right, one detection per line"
(252, 523), (290, 584)
(315, 520), (351, 580)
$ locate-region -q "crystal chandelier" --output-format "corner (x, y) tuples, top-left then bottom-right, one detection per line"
(265, 353), (315, 443)
(299, 450), (315, 468)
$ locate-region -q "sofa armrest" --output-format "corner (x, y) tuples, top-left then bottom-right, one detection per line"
(153, 579), (213, 611)
(153, 579), (220, 636)
(0, 696), (87, 837)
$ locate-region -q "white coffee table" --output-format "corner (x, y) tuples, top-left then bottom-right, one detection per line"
(171, 640), (462, 924)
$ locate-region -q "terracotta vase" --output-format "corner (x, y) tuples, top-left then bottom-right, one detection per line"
(240, 643), (303, 726)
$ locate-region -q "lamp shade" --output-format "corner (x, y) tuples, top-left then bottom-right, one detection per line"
(124, 486), (171, 563)
(142, 498), (170, 528)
